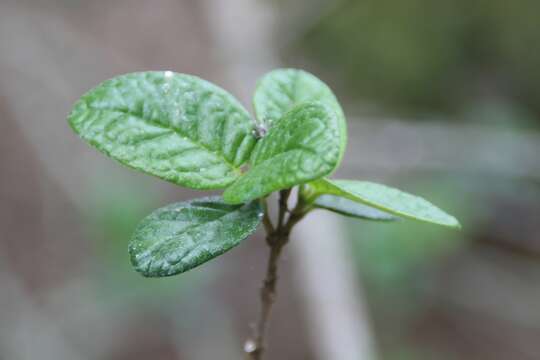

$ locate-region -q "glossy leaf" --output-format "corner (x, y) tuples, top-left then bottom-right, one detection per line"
(253, 68), (345, 128)
(223, 102), (345, 204)
(68, 71), (256, 189)
(129, 196), (263, 277)
(309, 179), (460, 228)
(314, 194), (398, 221)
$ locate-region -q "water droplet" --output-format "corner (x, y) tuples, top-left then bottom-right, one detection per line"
(164, 71), (173, 79)
(244, 340), (256, 353)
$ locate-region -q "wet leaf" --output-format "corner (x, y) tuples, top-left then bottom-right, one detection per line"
(223, 102), (345, 204)
(129, 196), (263, 277)
(68, 72), (256, 189)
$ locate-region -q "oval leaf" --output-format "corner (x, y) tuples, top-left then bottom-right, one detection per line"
(253, 68), (345, 128)
(309, 179), (461, 228)
(314, 194), (398, 221)
(129, 196), (263, 277)
(68, 72), (256, 189)
(223, 102), (344, 204)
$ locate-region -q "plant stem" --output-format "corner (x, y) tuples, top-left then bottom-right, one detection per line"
(245, 190), (307, 360)
(246, 236), (285, 359)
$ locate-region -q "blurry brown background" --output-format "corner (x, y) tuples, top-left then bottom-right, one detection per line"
(1, 0), (540, 359)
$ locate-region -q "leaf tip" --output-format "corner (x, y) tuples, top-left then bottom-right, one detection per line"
(447, 216), (462, 230)
(434, 212), (461, 229)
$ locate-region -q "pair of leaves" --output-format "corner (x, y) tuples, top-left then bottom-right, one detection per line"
(223, 69), (347, 203)
(222, 102), (343, 203)
(68, 70), (346, 200)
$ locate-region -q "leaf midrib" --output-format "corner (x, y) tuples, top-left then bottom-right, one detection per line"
(253, 145), (322, 168)
(86, 103), (245, 172)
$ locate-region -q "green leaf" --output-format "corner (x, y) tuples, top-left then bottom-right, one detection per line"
(253, 68), (345, 128)
(223, 102), (345, 204)
(313, 194), (398, 221)
(129, 196), (263, 277)
(309, 179), (461, 228)
(68, 71), (256, 190)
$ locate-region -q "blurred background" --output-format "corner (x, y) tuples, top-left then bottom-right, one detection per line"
(1, 0), (540, 359)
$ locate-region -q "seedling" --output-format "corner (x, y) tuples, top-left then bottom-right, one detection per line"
(68, 69), (460, 359)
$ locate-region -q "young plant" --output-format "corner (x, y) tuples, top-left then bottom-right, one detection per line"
(68, 69), (460, 359)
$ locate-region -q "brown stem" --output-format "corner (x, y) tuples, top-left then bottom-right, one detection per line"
(245, 237), (285, 359)
(245, 190), (307, 360)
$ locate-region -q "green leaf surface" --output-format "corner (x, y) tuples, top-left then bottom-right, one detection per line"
(68, 71), (256, 189)
(223, 102), (345, 204)
(253, 68), (345, 128)
(129, 196), (263, 277)
(314, 194), (398, 221)
(309, 179), (460, 228)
